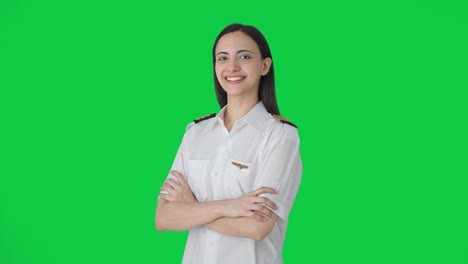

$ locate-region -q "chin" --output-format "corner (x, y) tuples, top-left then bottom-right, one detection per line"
(222, 86), (242, 94)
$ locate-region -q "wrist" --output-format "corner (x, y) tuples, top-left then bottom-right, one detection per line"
(200, 199), (228, 219)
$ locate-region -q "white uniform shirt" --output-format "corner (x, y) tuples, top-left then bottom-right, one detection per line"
(165, 101), (302, 264)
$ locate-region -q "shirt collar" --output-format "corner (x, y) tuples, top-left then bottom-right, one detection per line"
(215, 101), (270, 131)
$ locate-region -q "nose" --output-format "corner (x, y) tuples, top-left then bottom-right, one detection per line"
(227, 59), (240, 72)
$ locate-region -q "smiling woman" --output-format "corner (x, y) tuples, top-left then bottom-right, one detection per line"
(154, 23), (302, 264)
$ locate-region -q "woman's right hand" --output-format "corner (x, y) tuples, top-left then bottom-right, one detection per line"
(223, 187), (278, 222)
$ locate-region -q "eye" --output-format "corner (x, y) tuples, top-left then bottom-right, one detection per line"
(217, 56), (228, 61)
(239, 54), (251, 59)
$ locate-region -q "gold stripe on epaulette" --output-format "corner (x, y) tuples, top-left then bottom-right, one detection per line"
(272, 114), (297, 128)
(194, 113), (216, 123)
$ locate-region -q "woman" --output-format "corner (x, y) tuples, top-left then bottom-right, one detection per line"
(155, 23), (302, 264)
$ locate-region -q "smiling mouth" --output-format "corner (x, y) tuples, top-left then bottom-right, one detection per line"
(225, 76), (245, 82)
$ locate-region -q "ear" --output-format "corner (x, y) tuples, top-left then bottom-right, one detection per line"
(261, 57), (272, 76)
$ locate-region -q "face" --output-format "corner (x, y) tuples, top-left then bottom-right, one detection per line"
(215, 31), (271, 100)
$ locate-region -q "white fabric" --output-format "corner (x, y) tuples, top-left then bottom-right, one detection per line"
(165, 101), (302, 264)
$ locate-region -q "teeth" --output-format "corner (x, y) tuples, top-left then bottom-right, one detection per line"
(226, 76), (244, 81)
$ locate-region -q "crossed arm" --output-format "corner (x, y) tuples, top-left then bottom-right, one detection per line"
(155, 171), (279, 241)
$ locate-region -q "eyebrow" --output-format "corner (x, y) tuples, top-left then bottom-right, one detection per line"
(216, 49), (254, 56)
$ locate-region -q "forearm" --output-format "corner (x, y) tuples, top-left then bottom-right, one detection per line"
(205, 215), (277, 241)
(156, 183), (278, 237)
(156, 200), (224, 231)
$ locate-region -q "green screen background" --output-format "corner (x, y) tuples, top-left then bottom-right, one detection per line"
(1, 0), (467, 263)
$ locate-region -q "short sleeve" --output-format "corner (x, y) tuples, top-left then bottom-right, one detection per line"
(158, 122), (194, 198)
(253, 125), (302, 222)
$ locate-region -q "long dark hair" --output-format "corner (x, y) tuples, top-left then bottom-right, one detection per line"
(212, 23), (280, 115)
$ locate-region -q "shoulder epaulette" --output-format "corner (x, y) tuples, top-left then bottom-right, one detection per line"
(273, 114), (297, 128)
(194, 113), (216, 124)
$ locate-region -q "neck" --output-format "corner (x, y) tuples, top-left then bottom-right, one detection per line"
(223, 96), (259, 130)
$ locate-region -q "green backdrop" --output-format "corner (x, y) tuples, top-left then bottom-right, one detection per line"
(1, 0), (467, 263)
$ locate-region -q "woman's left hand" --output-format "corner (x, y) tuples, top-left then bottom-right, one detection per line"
(160, 171), (198, 203)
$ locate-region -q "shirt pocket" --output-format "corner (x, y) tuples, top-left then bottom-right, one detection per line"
(224, 159), (256, 198)
(187, 160), (209, 202)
